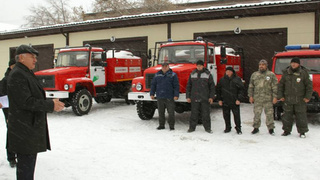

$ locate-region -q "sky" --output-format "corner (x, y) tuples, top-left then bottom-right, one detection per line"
(0, 0), (95, 31)
(0, 0), (209, 31)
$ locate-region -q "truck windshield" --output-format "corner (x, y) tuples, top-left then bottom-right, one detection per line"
(158, 45), (205, 64)
(274, 57), (320, 74)
(56, 51), (89, 67)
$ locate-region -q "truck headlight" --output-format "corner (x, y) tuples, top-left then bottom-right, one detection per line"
(64, 84), (69, 90)
(136, 83), (142, 91)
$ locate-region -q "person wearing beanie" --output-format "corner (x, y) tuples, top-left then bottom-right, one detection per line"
(186, 60), (215, 133)
(0, 58), (17, 168)
(7, 44), (65, 179)
(277, 57), (313, 138)
(290, 57), (300, 64)
(248, 59), (278, 135)
(216, 67), (244, 134)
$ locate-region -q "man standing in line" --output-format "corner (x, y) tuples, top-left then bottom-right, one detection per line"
(248, 59), (278, 135)
(278, 57), (313, 138)
(7, 45), (65, 180)
(0, 58), (17, 167)
(150, 63), (179, 130)
(216, 67), (244, 134)
(186, 60), (215, 133)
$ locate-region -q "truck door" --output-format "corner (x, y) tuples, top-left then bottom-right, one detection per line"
(90, 52), (106, 86)
(207, 48), (217, 84)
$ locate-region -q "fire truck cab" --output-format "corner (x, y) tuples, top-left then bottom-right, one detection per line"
(35, 45), (142, 116)
(272, 44), (320, 120)
(128, 38), (243, 120)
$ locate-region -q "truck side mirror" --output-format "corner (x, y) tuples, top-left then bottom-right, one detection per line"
(220, 46), (227, 64)
(102, 52), (106, 61)
(53, 59), (57, 67)
(148, 49), (152, 60)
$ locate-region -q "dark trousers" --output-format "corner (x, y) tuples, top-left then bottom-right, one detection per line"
(157, 98), (175, 128)
(17, 154), (37, 180)
(282, 102), (309, 133)
(190, 101), (211, 131)
(3, 108), (16, 162)
(222, 104), (241, 130)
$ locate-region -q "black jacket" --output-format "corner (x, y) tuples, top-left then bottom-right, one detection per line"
(216, 74), (244, 105)
(186, 68), (215, 102)
(0, 67), (12, 96)
(7, 62), (54, 154)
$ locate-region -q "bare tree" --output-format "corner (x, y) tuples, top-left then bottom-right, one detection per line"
(92, 0), (138, 14)
(91, 0), (185, 16)
(23, 0), (84, 28)
(141, 0), (174, 12)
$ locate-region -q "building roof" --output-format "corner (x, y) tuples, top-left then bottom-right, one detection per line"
(0, 0), (318, 40)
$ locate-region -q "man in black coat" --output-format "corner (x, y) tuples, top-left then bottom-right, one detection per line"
(7, 45), (65, 180)
(186, 60), (215, 133)
(216, 67), (244, 134)
(0, 58), (17, 167)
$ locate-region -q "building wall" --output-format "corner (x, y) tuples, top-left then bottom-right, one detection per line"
(171, 12), (315, 44)
(0, 12), (315, 78)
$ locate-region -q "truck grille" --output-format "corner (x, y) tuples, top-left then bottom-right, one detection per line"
(37, 75), (55, 88)
(145, 73), (155, 89)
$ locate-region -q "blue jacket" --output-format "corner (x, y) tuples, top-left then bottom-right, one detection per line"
(150, 69), (179, 99)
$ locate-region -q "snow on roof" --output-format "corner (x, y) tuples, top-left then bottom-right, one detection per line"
(106, 50), (141, 59)
(0, 0), (310, 35)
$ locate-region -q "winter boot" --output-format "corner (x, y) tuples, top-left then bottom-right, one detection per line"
(281, 131), (291, 136)
(251, 128), (259, 134)
(235, 127), (242, 135)
(300, 133), (306, 138)
(224, 128), (231, 133)
(269, 129), (275, 136)
(157, 126), (165, 130)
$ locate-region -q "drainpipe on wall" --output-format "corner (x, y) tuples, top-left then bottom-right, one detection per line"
(60, 28), (69, 46)
(316, 10), (320, 44)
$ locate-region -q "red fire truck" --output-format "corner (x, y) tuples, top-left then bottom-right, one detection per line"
(128, 38), (243, 120)
(35, 45), (142, 116)
(272, 44), (320, 120)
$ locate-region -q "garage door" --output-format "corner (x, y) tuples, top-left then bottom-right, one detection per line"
(10, 44), (54, 72)
(195, 28), (287, 87)
(84, 36), (148, 69)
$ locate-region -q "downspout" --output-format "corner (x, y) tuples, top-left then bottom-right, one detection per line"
(315, 8), (319, 44)
(60, 28), (69, 46)
(167, 23), (171, 40)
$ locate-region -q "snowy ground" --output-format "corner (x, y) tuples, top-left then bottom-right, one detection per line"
(0, 100), (320, 180)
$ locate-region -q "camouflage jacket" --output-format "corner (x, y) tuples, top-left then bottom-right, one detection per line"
(248, 70), (278, 102)
(277, 66), (313, 104)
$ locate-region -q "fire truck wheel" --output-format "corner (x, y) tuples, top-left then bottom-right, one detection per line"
(137, 101), (155, 120)
(72, 89), (93, 116)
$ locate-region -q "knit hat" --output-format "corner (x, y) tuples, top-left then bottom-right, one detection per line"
(196, 60), (204, 66)
(259, 59), (268, 65)
(8, 58), (16, 66)
(291, 57), (300, 64)
(225, 66), (235, 73)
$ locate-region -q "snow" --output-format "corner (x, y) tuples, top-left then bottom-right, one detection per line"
(0, 23), (19, 32)
(0, 100), (320, 180)
(106, 50), (141, 59)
